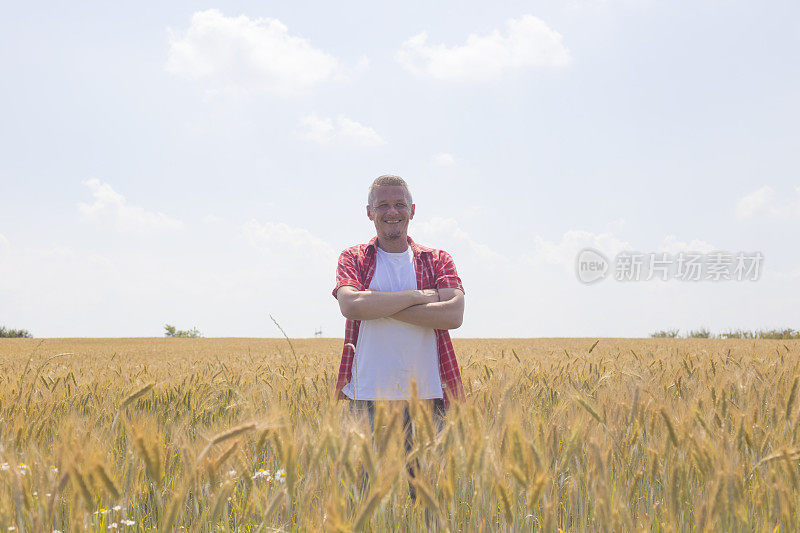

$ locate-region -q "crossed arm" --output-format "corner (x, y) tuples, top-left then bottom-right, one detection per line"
(336, 286), (464, 330)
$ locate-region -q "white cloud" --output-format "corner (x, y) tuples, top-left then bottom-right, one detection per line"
(241, 219), (336, 265)
(0, 222), (341, 337)
(203, 214), (224, 224)
(166, 9), (346, 96)
(78, 179), (184, 234)
(414, 217), (508, 265)
(528, 229), (631, 267)
(337, 116), (387, 147)
(299, 114), (335, 144)
(736, 186), (800, 219)
(353, 55), (370, 71)
(3, 217), (798, 338)
(433, 152), (455, 166)
(299, 114), (387, 147)
(396, 14), (571, 82)
(659, 235), (716, 254)
(525, 230), (719, 269)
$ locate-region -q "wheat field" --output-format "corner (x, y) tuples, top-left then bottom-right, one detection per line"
(1, 337), (799, 531)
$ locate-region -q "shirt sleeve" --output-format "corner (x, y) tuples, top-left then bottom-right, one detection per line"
(332, 249), (364, 299)
(434, 250), (465, 294)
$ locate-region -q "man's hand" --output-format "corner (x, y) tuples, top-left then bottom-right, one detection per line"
(420, 288), (439, 301)
(336, 286), (439, 321)
(390, 287), (464, 330)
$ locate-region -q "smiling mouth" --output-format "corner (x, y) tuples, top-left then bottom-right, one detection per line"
(383, 219), (403, 224)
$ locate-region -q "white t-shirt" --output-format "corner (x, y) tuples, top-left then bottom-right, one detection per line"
(342, 246), (443, 400)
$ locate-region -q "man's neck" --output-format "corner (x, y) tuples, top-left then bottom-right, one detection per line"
(376, 234), (409, 253)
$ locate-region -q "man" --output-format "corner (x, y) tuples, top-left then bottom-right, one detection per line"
(332, 174), (465, 501)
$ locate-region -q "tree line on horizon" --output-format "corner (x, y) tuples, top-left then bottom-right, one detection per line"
(0, 326), (32, 338)
(651, 327), (800, 339)
(164, 324), (202, 338)
(3, 324), (798, 340)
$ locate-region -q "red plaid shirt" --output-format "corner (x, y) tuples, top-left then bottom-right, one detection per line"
(332, 235), (465, 409)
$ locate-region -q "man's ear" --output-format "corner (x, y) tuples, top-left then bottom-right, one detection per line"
(366, 205), (374, 220)
(409, 203), (415, 220)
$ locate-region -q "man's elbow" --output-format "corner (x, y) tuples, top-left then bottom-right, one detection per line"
(339, 298), (367, 321)
(343, 310), (366, 321)
(338, 298), (354, 319)
(339, 302), (360, 320)
(444, 314), (463, 330)
(448, 301), (464, 329)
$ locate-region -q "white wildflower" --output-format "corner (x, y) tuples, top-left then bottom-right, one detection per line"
(120, 520), (135, 526)
(252, 469), (271, 480)
(109, 524), (118, 529)
(275, 468), (286, 483)
(0, 462), (9, 471)
(112, 505), (122, 511)
(93, 508), (109, 515)
(228, 468), (236, 477)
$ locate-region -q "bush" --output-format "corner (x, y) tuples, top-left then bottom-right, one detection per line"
(687, 328), (712, 339)
(653, 327), (800, 339)
(719, 329), (799, 339)
(164, 324), (202, 338)
(721, 330), (745, 339)
(651, 329), (679, 338)
(720, 329), (756, 339)
(0, 326), (33, 338)
(755, 328), (800, 340)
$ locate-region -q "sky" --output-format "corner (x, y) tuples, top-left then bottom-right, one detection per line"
(1, 1), (798, 338)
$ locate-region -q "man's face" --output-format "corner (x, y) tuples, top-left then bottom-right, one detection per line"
(366, 185), (415, 242)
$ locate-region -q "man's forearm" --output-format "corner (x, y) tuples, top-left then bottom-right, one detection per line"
(338, 288), (437, 320)
(391, 300), (463, 330)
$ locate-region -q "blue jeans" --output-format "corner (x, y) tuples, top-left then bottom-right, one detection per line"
(348, 398), (446, 502)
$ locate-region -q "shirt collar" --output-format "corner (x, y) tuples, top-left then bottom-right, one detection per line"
(367, 235), (432, 256)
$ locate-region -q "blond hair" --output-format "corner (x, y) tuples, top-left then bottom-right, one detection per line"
(368, 175), (413, 207)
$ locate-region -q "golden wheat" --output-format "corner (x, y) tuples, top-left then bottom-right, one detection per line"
(0, 337), (799, 530)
